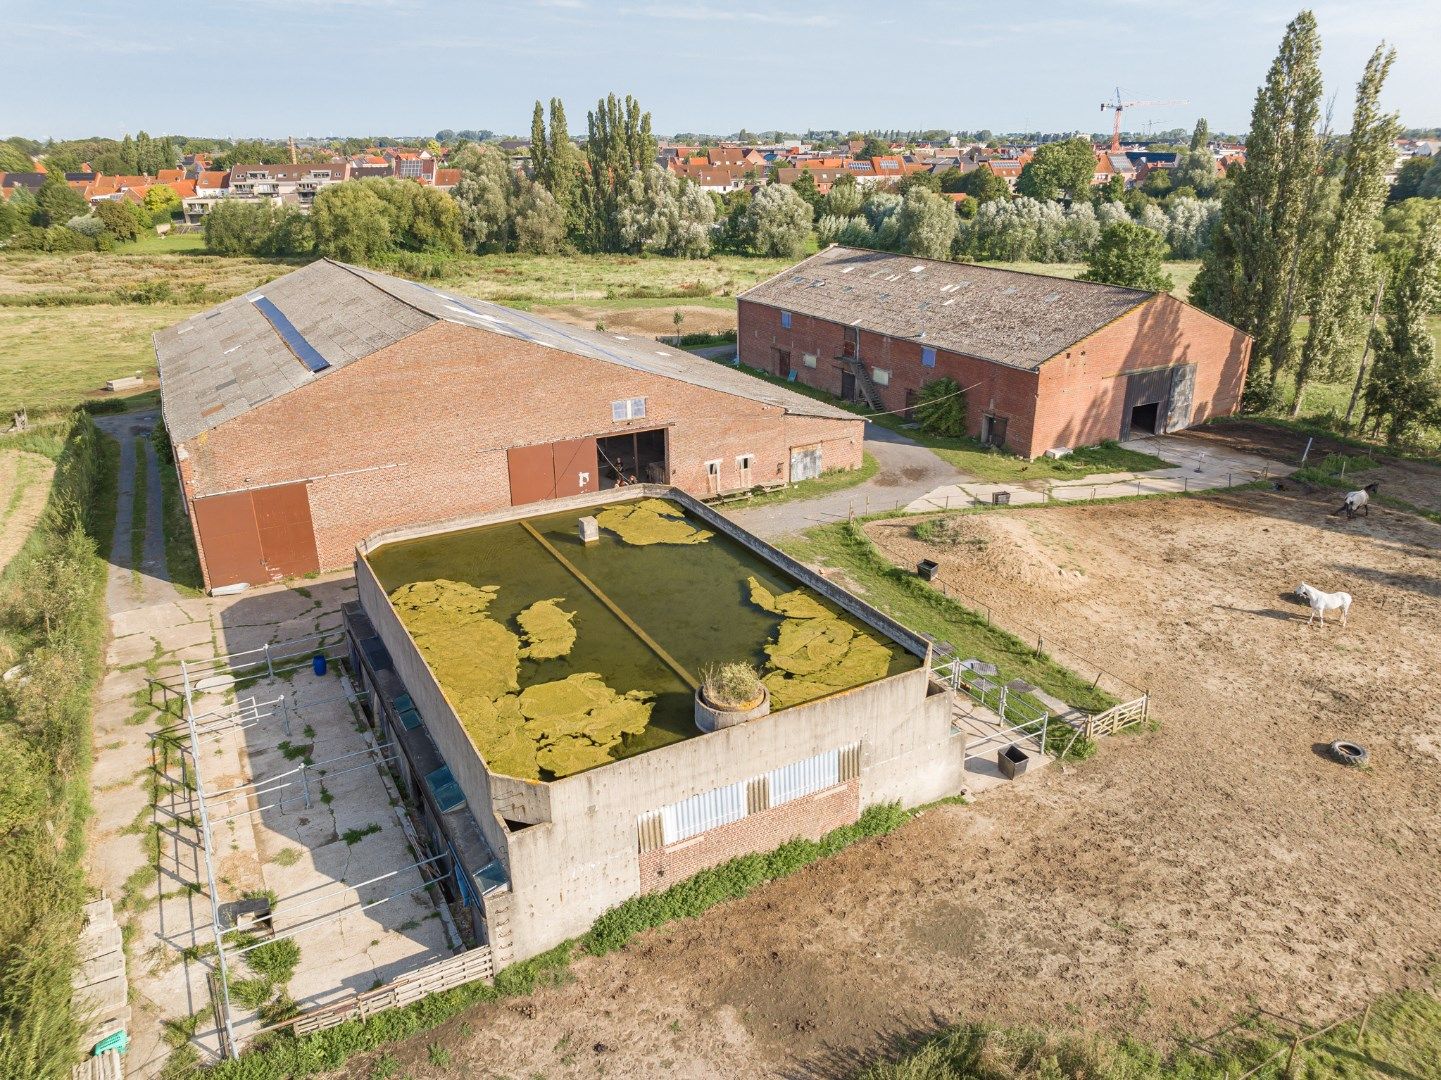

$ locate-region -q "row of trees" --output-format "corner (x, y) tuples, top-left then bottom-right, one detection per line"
(1192, 9), (1439, 440)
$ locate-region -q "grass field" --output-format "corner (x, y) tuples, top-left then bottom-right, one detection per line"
(987, 259), (1202, 300)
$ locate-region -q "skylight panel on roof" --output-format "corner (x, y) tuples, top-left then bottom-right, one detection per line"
(250, 295), (330, 373)
(839, 266), (855, 273)
(910, 266), (924, 273)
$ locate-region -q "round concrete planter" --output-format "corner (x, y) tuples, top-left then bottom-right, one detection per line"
(695, 684), (770, 733)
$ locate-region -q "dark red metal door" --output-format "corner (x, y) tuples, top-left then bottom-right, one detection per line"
(507, 443), (557, 505)
(191, 491), (266, 589)
(551, 438), (598, 498)
(251, 483), (319, 580)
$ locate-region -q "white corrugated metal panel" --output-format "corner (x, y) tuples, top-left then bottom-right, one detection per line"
(660, 781), (746, 845)
(768, 748), (841, 807)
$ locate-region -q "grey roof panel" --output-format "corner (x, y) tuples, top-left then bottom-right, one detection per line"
(157, 258), (856, 444)
(737, 246), (1155, 371)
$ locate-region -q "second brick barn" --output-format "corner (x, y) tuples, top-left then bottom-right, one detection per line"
(154, 259), (862, 592)
(737, 245), (1252, 459)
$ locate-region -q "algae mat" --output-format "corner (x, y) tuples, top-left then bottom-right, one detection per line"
(389, 579), (653, 780)
(746, 576), (893, 709)
(596, 498), (713, 546)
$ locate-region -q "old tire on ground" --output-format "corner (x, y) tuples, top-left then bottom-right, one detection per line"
(1330, 741), (1369, 767)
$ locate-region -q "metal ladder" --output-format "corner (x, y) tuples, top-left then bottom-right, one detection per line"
(844, 355), (885, 411)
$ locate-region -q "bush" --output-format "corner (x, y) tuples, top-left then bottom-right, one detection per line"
(245, 938), (301, 985)
(914, 377), (968, 438)
(700, 661), (764, 708)
(0, 413), (110, 1080)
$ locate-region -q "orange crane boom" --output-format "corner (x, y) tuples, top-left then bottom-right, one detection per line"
(1100, 88), (1188, 152)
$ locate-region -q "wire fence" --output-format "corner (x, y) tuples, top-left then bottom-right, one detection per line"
(928, 572), (1147, 705)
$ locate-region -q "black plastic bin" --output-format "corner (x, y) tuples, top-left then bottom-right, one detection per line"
(992, 491), (1011, 506)
(916, 559), (940, 581)
(998, 744), (1028, 780)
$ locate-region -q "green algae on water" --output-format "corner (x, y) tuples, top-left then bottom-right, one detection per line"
(517, 597), (578, 660)
(596, 498), (714, 546)
(389, 579), (520, 700)
(388, 580), (653, 781)
(746, 576), (893, 709)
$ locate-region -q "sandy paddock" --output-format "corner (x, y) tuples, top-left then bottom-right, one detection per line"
(337, 487), (1441, 1080)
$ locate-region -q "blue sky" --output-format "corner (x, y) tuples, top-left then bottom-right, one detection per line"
(4, 0), (1436, 140)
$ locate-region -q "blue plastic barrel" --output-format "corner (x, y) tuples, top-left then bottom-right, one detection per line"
(312, 653), (327, 677)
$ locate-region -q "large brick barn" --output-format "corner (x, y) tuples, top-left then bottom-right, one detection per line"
(155, 260), (861, 592)
(737, 246), (1251, 459)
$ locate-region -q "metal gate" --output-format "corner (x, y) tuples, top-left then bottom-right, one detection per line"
(507, 439), (599, 506)
(1165, 363), (1197, 432)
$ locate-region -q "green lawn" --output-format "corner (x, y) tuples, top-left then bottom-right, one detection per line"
(114, 230), (208, 255)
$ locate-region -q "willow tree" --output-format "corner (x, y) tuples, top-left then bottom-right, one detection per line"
(1291, 45), (1400, 416)
(1191, 11), (1325, 400)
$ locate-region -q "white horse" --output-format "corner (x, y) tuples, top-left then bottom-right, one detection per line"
(1295, 582), (1352, 627)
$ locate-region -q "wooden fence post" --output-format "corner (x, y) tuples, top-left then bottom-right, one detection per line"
(1283, 1035), (1299, 1078)
(1357, 1003), (1371, 1043)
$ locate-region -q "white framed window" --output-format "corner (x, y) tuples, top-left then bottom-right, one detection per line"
(802, 352), (817, 368)
(872, 367), (890, 386)
(611, 396), (646, 422)
(736, 454), (754, 485)
(705, 459), (722, 477)
(921, 347), (936, 368)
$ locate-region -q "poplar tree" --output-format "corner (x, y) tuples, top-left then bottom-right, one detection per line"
(1291, 45), (1400, 416)
(583, 93), (656, 252)
(1362, 210), (1441, 442)
(1191, 11), (1325, 401)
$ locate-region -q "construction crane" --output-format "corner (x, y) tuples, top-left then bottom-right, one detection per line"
(1100, 88), (1188, 152)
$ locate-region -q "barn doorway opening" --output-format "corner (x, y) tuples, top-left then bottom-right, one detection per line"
(1128, 401), (1161, 437)
(597, 428), (668, 489)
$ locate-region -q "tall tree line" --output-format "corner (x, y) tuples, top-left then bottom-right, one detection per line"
(1191, 10), (1435, 435)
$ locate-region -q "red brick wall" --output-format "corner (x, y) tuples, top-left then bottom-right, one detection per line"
(637, 779), (860, 893)
(738, 293), (1251, 459)
(1028, 293), (1250, 457)
(739, 297), (1041, 452)
(179, 321), (863, 580)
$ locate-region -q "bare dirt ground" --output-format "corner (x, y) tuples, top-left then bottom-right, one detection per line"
(338, 485), (1441, 1080)
(535, 303), (735, 339)
(1189, 418), (1441, 515)
(0, 449), (54, 575)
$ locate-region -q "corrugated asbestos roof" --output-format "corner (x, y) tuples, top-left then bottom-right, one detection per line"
(739, 245), (1154, 371)
(155, 259), (854, 443)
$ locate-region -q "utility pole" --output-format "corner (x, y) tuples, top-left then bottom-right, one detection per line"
(1343, 277), (1386, 427)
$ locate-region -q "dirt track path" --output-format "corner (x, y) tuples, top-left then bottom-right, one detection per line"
(0, 448), (55, 576)
(332, 487), (1441, 1080)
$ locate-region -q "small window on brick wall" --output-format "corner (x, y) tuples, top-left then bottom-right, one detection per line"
(611, 397), (646, 422)
(802, 352), (817, 368)
(872, 368), (890, 386)
(922, 347), (936, 368)
(780, 310), (792, 329)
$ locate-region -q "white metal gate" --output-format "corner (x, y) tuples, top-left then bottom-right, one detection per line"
(790, 445), (822, 482)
